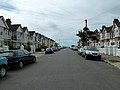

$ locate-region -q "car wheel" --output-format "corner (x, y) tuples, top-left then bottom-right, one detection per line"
(85, 55), (88, 60)
(0, 66), (7, 78)
(81, 53), (83, 57)
(98, 57), (101, 61)
(18, 61), (23, 69)
(79, 53), (82, 56)
(32, 58), (36, 63)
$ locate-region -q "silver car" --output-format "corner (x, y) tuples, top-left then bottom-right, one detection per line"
(82, 46), (101, 60)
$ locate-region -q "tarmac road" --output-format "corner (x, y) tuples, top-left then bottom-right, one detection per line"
(0, 48), (120, 90)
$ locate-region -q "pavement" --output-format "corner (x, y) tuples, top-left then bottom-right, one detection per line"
(32, 51), (120, 69)
(102, 54), (120, 69)
(32, 51), (45, 57)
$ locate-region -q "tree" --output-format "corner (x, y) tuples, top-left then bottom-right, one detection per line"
(77, 30), (99, 46)
(77, 31), (88, 46)
(25, 45), (31, 52)
(76, 20), (99, 46)
(24, 44), (31, 52)
(55, 43), (58, 47)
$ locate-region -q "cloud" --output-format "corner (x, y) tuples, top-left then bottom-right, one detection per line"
(0, 1), (17, 11)
(1, 0), (120, 46)
(108, 5), (120, 15)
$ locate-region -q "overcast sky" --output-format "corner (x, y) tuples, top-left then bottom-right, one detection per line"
(0, 0), (120, 46)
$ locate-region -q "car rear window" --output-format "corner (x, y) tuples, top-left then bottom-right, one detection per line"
(23, 50), (30, 55)
(0, 51), (14, 57)
(15, 50), (24, 56)
(46, 48), (51, 51)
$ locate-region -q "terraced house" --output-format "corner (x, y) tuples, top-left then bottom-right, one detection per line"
(0, 16), (57, 52)
(98, 19), (120, 48)
(0, 16), (10, 47)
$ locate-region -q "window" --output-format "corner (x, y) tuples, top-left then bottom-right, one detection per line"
(8, 31), (10, 35)
(17, 50), (24, 56)
(117, 42), (118, 46)
(23, 50), (30, 55)
(0, 31), (3, 35)
(119, 29), (120, 35)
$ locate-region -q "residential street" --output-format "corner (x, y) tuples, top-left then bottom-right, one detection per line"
(0, 48), (120, 90)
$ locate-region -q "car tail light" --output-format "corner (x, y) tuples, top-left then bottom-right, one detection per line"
(8, 57), (17, 62)
(11, 57), (16, 60)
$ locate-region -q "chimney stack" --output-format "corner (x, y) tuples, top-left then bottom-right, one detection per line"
(85, 19), (87, 27)
(6, 19), (11, 28)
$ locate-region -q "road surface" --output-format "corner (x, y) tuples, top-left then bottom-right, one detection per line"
(0, 48), (120, 90)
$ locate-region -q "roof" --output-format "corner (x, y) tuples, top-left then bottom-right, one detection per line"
(105, 26), (113, 32)
(0, 16), (9, 29)
(0, 16), (3, 18)
(101, 25), (113, 32)
(35, 33), (39, 36)
(99, 28), (103, 33)
(29, 31), (35, 36)
(22, 27), (28, 32)
(10, 24), (21, 31)
(113, 19), (120, 27)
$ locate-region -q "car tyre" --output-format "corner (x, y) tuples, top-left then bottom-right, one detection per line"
(0, 66), (7, 78)
(81, 54), (84, 57)
(79, 53), (82, 56)
(18, 61), (23, 69)
(85, 55), (88, 60)
(32, 58), (36, 63)
(98, 57), (101, 61)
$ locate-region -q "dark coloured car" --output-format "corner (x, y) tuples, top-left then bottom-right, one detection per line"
(45, 48), (54, 54)
(0, 50), (36, 69)
(0, 56), (8, 78)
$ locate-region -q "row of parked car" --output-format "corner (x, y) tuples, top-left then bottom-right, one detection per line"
(45, 47), (66, 54)
(78, 46), (102, 60)
(0, 49), (36, 79)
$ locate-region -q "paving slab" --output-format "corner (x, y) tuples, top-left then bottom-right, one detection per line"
(102, 54), (120, 69)
(32, 52), (45, 57)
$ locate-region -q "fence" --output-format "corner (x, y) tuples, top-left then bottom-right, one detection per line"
(98, 45), (120, 56)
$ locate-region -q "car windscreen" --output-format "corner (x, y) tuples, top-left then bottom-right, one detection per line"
(0, 51), (14, 57)
(87, 46), (98, 51)
(46, 48), (51, 51)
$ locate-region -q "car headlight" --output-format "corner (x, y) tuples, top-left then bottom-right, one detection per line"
(86, 51), (92, 55)
(98, 53), (101, 55)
